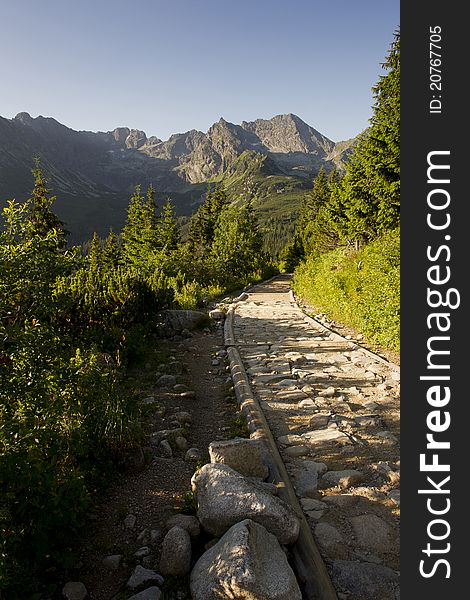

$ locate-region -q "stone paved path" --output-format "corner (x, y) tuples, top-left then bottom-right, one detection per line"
(231, 275), (400, 600)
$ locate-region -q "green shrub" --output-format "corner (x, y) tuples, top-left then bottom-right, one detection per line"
(292, 229), (399, 351)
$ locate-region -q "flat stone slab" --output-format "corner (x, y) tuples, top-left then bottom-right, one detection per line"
(302, 429), (350, 444)
(331, 560), (399, 600)
(319, 469), (365, 490)
(349, 514), (393, 553)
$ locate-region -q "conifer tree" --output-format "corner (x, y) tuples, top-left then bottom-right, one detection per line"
(88, 232), (103, 269)
(189, 184), (229, 252)
(25, 160), (66, 248)
(157, 199), (180, 252)
(103, 228), (121, 268)
(121, 184), (158, 267)
(338, 30), (400, 244)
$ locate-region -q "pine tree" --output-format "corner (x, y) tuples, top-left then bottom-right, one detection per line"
(121, 184), (158, 267)
(157, 199), (180, 252)
(339, 30), (400, 244)
(103, 228), (121, 268)
(25, 161), (66, 248)
(211, 200), (263, 281)
(88, 232), (103, 269)
(189, 184), (229, 253)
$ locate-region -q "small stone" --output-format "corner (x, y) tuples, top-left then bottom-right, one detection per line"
(285, 445), (310, 457)
(277, 434), (304, 446)
(62, 581), (87, 600)
(134, 546), (151, 559)
(137, 529), (151, 545)
(157, 374), (177, 388)
(102, 554), (122, 571)
(211, 359), (220, 366)
(375, 431), (398, 443)
(300, 498), (327, 511)
(185, 447), (202, 461)
(166, 514), (201, 538)
(175, 436), (188, 451)
(173, 411), (192, 424)
(388, 489), (400, 506)
(322, 494), (359, 508)
(314, 523), (346, 557)
(298, 399), (316, 408)
(180, 390), (196, 399)
(318, 386), (336, 397)
(127, 565), (164, 590)
(174, 384), (189, 392)
(159, 440), (173, 458)
(141, 396), (158, 406)
(350, 514), (393, 553)
(124, 514), (137, 529)
(320, 469), (365, 489)
(128, 586), (162, 600)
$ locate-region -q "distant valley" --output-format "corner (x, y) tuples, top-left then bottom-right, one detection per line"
(0, 112), (357, 247)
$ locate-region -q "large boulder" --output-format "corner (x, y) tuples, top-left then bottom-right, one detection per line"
(191, 463), (300, 544)
(208, 438), (269, 479)
(190, 519), (302, 600)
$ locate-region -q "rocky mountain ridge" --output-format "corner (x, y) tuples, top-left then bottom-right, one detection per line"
(0, 112), (358, 241)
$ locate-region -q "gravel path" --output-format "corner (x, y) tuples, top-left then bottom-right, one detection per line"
(230, 275), (400, 600)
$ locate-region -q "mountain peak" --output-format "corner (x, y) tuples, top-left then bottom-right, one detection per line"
(15, 112), (34, 124)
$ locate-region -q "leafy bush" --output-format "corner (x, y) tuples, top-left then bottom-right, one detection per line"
(292, 229), (400, 351)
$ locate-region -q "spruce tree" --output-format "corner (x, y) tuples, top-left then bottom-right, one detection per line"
(189, 184), (229, 252)
(157, 199), (180, 252)
(339, 30), (400, 244)
(103, 228), (121, 268)
(121, 184), (158, 267)
(25, 161), (66, 248)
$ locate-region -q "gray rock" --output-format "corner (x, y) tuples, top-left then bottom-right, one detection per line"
(331, 560), (399, 600)
(300, 498), (327, 511)
(209, 308), (225, 320)
(173, 384), (189, 392)
(208, 438), (269, 479)
(185, 447), (202, 461)
(190, 519), (302, 600)
(175, 436), (188, 451)
(166, 514), (201, 538)
(127, 565), (164, 591)
(314, 522), (347, 558)
(180, 390), (196, 399)
(291, 460), (328, 497)
(159, 440), (173, 458)
(124, 514), (137, 529)
(128, 587), (162, 600)
(102, 554), (122, 571)
(134, 546), (151, 559)
(388, 489), (400, 506)
(322, 494), (359, 508)
(157, 374), (177, 388)
(62, 582), (87, 600)
(156, 309), (209, 336)
(159, 526), (192, 576)
(191, 463), (300, 544)
(350, 514), (392, 553)
(319, 469), (365, 489)
(173, 411), (192, 424)
(318, 386), (336, 397)
(298, 399), (316, 408)
(285, 445), (310, 457)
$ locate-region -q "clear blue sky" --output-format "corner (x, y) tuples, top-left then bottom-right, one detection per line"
(0, 0), (399, 143)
